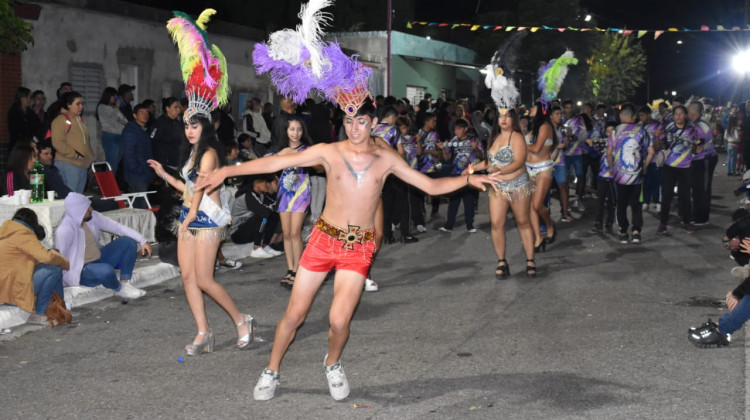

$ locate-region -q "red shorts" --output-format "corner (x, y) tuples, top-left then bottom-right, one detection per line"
(298, 218), (376, 278)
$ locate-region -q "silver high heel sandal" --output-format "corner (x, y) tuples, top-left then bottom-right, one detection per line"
(185, 331), (214, 356)
(236, 314), (256, 350)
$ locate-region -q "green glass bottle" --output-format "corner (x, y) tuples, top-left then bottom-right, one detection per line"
(30, 159), (45, 203)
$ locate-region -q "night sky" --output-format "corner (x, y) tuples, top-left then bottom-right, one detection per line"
(126, 0), (750, 104)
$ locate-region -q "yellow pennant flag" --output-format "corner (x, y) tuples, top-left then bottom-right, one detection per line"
(637, 30), (647, 38)
(471, 24), (480, 31)
(530, 27), (539, 32)
(667, 27), (678, 32)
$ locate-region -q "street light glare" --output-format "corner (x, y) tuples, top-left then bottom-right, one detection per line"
(671, 91), (677, 96)
(584, 14), (591, 22)
(733, 51), (750, 74)
(677, 40), (683, 45)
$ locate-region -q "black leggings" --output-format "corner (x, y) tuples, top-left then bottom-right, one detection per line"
(660, 165), (692, 225)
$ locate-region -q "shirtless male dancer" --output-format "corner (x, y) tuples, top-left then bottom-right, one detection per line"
(198, 100), (499, 401)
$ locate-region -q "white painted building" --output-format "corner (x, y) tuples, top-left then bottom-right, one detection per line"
(21, 0), (272, 142)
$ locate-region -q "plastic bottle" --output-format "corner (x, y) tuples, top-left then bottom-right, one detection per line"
(30, 160), (45, 203)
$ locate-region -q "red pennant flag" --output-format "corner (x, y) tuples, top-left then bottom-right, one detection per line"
(700, 25), (709, 31)
(654, 30), (664, 39)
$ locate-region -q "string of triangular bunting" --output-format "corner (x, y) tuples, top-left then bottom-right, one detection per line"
(406, 21), (750, 40)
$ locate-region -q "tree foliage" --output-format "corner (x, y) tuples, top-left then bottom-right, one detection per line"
(586, 33), (646, 104)
(0, 0), (33, 54)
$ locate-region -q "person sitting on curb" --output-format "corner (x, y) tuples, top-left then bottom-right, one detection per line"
(54, 193), (150, 299)
(0, 208), (70, 325)
(689, 228), (750, 348)
(230, 175), (283, 261)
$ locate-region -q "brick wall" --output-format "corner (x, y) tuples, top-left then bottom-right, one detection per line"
(0, 53), (22, 171)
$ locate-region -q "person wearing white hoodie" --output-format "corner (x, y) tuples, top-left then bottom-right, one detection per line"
(54, 193), (150, 299)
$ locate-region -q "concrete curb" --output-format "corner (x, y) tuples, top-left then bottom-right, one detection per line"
(0, 242), (256, 330)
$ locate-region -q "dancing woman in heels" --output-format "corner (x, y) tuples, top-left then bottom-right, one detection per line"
(468, 109), (536, 278)
(147, 9), (255, 356)
(525, 102), (559, 251)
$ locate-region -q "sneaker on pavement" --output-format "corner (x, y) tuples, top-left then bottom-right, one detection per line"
(416, 224), (427, 233)
(683, 222), (695, 233)
(657, 223), (668, 235)
(263, 245), (283, 256)
(560, 213), (573, 223)
(438, 227), (452, 232)
(401, 235), (419, 243)
(27, 313), (49, 325)
(323, 355), (350, 401)
(618, 233), (629, 244)
(693, 220), (710, 226)
(467, 226), (477, 233)
(364, 278), (378, 292)
(688, 324), (731, 348)
(250, 247), (274, 259)
(253, 369), (280, 401)
(631, 231), (641, 244)
(689, 318), (718, 333)
(576, 200), (585, 212)
(641, 203), (649, 211)
(731, 265), (750, 279)
(652, 203), (661, 213)
(218, 259), (242, 269)
(116, 282), (146, 299)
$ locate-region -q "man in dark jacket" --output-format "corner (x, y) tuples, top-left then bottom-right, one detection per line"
(38, 141), (118, 212)
(270, 98), (297, 153)
(121, 104), (154, 208)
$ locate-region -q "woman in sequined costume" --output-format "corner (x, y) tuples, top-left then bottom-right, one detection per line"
(525, 102), (559, 252)
(467, 109), (536, 278)
(277, 115), (313, 288)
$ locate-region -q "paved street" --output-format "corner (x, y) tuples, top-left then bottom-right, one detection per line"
(0, 167), (745, 419)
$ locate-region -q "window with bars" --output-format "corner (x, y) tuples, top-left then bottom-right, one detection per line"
(69, 64), (103, 115)
(406, 85), (426, 105)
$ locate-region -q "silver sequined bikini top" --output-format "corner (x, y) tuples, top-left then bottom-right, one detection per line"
(489, 132), (514, 167)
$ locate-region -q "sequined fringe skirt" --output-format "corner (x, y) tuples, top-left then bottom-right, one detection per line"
(490, 172), (535, 202)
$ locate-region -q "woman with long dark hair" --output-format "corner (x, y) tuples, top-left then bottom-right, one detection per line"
(1, 144), (36, 196)
(96, 87), (128, 172)
(525, 102), (559, 251)
(275, 115), (313, 288)
(148, 114), (255, 355)
(7, 87), (34, 150)
(468, 109), (536, 278)
(50, 91), (93, 193)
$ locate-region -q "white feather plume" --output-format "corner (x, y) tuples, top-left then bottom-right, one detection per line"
(297, 0), (333, 77)
(485, 64), (519, 110)
(264, 0), (333, 77)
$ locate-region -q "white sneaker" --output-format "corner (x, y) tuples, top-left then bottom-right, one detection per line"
(577, 199), (585, 212)
(642, 203), (649, 211)
(324, 355), (350, 401)
(263, 246), (283, 257)
(253, 369), (280, 401)
(416, 224), (426, 233)
(218, 259), (242, 269)
(653, 203), (661, 213)
(438, 227), (452, 232)
(116, 282), (146, 299)
(250, 247), (274, 259)
(731, 266), (750, 279)
(364, 278), (378, 292)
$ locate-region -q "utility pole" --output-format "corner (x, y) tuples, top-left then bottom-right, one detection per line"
(387, 0), (392, 96)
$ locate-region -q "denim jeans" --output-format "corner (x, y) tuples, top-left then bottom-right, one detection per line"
(719, 295), (750, 335)
(642, 163), (661, 204)
(32, 264), (64, 315)
(101, 132), (123, 173)
(445, 184), (477, 230)
(728, 145), (738, 175)
(56, 160), (87, 194)
(79, 237), (138, 290)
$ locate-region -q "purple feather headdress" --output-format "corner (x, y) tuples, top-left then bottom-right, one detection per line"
(252, 0), (372, 116)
